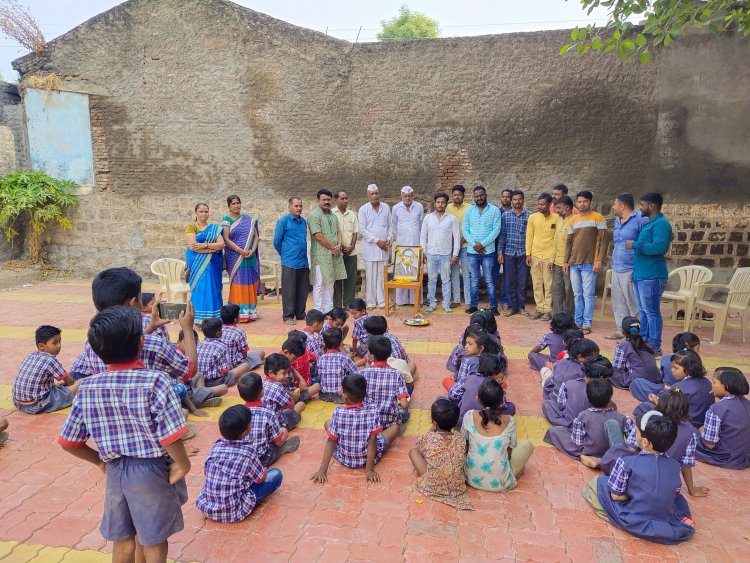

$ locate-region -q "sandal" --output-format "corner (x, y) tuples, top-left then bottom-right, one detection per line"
(284, 320), (296, 325)
(581, 326), (592, 335)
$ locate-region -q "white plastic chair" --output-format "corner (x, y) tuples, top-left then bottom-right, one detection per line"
(690, 267), (750, 344)
(259, 261), (280, 302)
(150, 258), (190, 302)
(600, 269), (612, 315)
(661, 265), (713, 331)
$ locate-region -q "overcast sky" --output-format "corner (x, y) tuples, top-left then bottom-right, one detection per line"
(1, 0), (614, 80)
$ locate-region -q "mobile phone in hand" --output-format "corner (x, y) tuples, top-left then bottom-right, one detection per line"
(158, 302), (187, 321)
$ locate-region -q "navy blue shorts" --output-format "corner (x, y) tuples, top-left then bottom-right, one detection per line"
(101, 456), (188, 545)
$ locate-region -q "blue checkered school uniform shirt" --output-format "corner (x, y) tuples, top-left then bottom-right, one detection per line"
(58, 362), (187, 461)
(361, 362), (409, 428)
(625, 425), (697, 466)
(262, 377), (295, 426)
(244, 402), (285, 458)
(303, 328), (324, 358)
(70, 335), (192, 381)
(221, 324), (249, 366)
(13, 351), (68, 404)
(498, 209), (531, 256)
(385, 332), (408, 362)
(449, 354), (480, 402)
(607, 451), (674, 494)
(318, 350), (358, 394)
(197, 338), (232, 382)
(326, 403), (384, 468)
(612, 342), (628, 372)
(702, 395), (735, 444)
(571, 408), (635, 446)
(141, 313), (170, 343)
(195, 438), (266, 523)
(352, 314), (369, 353)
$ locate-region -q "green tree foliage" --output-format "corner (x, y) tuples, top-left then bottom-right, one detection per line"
(561, 0), (750, 63)
(377, 4), (439, 41)
(0, 170), (79, 262)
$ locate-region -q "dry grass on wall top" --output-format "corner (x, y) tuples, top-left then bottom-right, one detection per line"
(23, 73), (62, 93)
(0, 0), (45, 54)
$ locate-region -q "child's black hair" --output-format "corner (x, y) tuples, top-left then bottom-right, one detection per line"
(583, 354), (614, 379)
(363, 315), (387, 336)
(341, 373), (367, 403)
(478, 353), (507, 378)
(286, 329), (306, 341)
(570, 338), (599, 360)
(621, 316), (654, 355)
(264, 353), (291, 375)
(140, 292), (155, 309)
(328, 308), (349, 323)
(466, 332), (499, 356)
(201, 318), (223, 339)
(479, 310), (498, 336)
(461, 325), (485, 347)
(281, 337), (305, 358)
(88, 305), (142, 364)
(305, 309), (325, 326)
(672, 332), (700, 353)
(322, 328), (343, 350)
(550, 312), (575, 334)
(671, 350), (706, 378)
(367, 335), (392, 361)
(220, 304), (240, 325)
(715, 367), (750, 396)
(638, 414), (677, 453)
(348, 298), (367, 311)
(237, 372), (263, 403)
(35, 325), (61, 345)
(92, 267), (143, 312)
(655, 388), (691, 422)
(177, 328), (199, 343)
(563, 328), (584, 350)
(219, 404), (252, 441)
(431, 398), (460, 431)
(469, 311), (490, 332)
(586, 378), (613, 408)
(477, 379), (505, 430)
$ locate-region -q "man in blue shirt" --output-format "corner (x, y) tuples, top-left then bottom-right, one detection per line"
(605, 193), (648, 340)
(462, 185), (502, 315)
(273, 196), (309, 324)
(626, 192), (673, 352)
(498, 190), (531, 317)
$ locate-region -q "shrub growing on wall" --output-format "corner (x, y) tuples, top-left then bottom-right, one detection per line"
(0, 170), (78, 262)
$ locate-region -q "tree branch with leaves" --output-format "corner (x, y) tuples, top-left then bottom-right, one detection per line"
(378, 4), (439, 41)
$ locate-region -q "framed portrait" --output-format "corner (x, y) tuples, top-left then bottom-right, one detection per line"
(393, 245), (422, 282)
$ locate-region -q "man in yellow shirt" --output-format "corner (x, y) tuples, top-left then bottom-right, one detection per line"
(445, 185), (472, 306)
(551, 196), (575, 317)
(525, 193), (559, 320)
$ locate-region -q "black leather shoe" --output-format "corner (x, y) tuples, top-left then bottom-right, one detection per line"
(465, 306), (478, 314)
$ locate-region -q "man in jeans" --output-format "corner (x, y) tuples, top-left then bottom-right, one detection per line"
(626, 192), (672, 353)
(273, 196), (309, 324)
(462, 185), (502, 315)
(498, 190), (531, 317)
(563, 191), (607, 333)
(605, 193), (648, 340)
(493, 188), (514, 309)
(420, 193), (460, 313)
(551, 196), (575, 317)
(446, 185), (472, 307)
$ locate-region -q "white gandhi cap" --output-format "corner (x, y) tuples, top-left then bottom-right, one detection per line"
(401, 185), (414, 194)
(367, 184), (379, 192)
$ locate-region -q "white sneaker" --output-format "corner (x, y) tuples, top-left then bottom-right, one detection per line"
(425, 305), (436, 313)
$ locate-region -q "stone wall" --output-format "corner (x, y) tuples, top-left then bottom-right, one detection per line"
(0, 82), (28, 261)
(10, 0), (749, 278)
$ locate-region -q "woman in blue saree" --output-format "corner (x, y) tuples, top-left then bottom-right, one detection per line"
(185, 203), (225, 323)
(221, 195), (261, 321)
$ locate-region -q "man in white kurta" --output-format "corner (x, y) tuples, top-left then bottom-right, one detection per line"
(391, 186), (424, 305)
(358, 184), (391, 308)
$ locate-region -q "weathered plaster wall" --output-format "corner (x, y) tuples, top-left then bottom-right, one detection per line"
(0, 81), (28, 261)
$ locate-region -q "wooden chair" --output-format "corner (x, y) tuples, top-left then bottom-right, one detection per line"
(150, 258), (190, 302)
(689, 267), (750, 344)
(259, 261), (280, 302)
(600, 269), (612, 315)
(383, 245), (424, 317)
(661, 265), (713, 331)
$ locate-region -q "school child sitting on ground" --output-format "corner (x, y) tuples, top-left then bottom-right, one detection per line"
(543, 346), (612, 428)
(323, 307), (350, 341)
(696, 367), (750, 469)
(13, 325), (81, 414)
(444, 330), (500, 402)
(528, 312), (575, 372)
(458, 353), (515, 426)
(541, 329), (584, 400)
(69, 267), (196, 384)
(633, 350), (714, 428)
(609, 317), (660, 389)
(196, 405), (283, 523)
(631, 332), (701, 401)
(263, 353), (306, 431)
(59, 306), (191, 562)
(238, 372), (301, 466)
(318, 328), (358, 404)
(310, 373), (401, 484)
(220, 304), (264, 370)
(361, 336), (410, 426)
(446, 312), (502, 375)
(462, 379), (534, 492)
(348, 298), (369, 362)
(387, 357), (416, 396)
(409, 398), (474, 510)
(601, 389), (709, 497)
(583, 411), (696, 545)
(302, 309), (325, 358)
(544, 378), (633, 468)
(281, 335), (318, 401)
(197, 318), (250, 387)
(141, 292), (171, 342)
(175, 329), (225, 409)
(363, 315), (417, 377)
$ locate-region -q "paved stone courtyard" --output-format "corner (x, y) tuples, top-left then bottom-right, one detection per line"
(0, 280), (748, 562)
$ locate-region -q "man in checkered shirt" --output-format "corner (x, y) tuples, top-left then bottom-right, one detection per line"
(311, 373), (402, 485)
(13, 325), (80, 414)
(360, 336), (410, 428)
(197, 318), (251, 387)
(196, 406), (283, 522)
(220, 304), (264, 370)
(58, 306), (191, 561)
(318, 328), (358, 404)
(263, 353), (306, 430)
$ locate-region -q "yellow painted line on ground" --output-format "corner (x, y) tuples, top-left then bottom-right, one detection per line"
(0, 540), (188, 562)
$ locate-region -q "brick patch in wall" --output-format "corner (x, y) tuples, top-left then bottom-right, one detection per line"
(437, 150), (472, 192)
